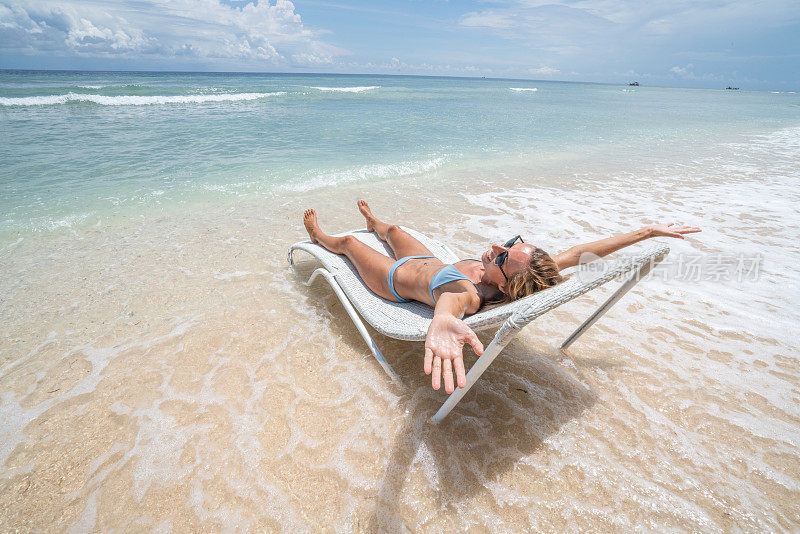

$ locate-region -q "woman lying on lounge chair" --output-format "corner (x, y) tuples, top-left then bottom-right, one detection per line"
(302, 201), (700, 394)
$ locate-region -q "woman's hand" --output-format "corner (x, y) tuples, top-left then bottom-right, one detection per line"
(424, 314), (484, 393)
(643, 223), (702, 239)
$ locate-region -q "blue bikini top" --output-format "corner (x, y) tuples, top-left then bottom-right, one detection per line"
(429, 260), (481, 302)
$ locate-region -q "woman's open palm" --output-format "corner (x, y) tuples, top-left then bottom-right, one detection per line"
(424, 314), (484, 393)
(645, 222), (702, 239)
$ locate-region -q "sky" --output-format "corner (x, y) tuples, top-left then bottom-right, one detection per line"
(0, 0), (798, 89)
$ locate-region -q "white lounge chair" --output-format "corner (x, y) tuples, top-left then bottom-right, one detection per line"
(288, 227), (669, 422)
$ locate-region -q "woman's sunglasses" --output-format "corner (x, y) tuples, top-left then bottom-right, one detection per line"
(495, 235), (524, 282)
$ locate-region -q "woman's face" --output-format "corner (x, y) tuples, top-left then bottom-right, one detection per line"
(481, 242), (533, 291)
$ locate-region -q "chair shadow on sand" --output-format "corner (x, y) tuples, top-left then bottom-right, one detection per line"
(293, 265), (624, 529)
(369, 335), (602, 531)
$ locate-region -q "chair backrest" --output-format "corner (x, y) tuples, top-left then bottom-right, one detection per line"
(464, 243), (670, 332)
(510, 243), (669, 326)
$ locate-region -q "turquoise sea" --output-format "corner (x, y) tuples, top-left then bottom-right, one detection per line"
(2, 71), (800, 530)
(1, 70), (798, 234)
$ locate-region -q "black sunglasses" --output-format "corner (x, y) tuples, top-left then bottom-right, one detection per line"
(495, 235), (524, 282)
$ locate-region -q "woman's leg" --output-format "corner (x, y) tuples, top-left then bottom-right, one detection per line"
(304, 209), (400, 301)
(357, 200), (434, 259)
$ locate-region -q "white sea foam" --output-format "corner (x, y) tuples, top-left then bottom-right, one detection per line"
(77, 85), (104, 89)
(309, 86), (380, 93)
(284, 156), (447, 192)
(0, 92), (285, 107)
(213, 270), (263, 280)
(4, 237), (23, 250)
(510, 87), (538, 92)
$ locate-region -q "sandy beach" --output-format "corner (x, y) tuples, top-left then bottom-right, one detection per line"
(2, 93), (799, 530)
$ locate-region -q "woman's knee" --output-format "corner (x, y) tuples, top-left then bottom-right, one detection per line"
(387, 225), (404, 237)
(339, 234), (363, 253)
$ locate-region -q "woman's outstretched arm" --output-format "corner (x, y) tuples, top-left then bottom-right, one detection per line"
(552, 223), (701, 271)
(424, 289), (483, 393)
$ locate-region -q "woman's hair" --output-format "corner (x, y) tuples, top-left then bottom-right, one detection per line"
(503, 247), (564, 302)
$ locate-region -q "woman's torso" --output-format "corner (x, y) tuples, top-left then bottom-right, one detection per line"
(393, 257), (481, 306)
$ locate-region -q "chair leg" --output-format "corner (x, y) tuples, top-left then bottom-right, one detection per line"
(559, 257), (658, 350)
(305, 268), (401, 385)
(432, 322), (518, 422)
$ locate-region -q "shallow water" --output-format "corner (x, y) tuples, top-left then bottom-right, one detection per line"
(1, 72), (799, 531)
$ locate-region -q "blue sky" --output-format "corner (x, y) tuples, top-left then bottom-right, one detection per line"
(1, 0), (798, 89)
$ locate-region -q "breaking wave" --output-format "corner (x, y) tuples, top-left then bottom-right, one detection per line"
(0, 92), (286, 107)
(284, 156), (447, 192)
(308, 86), (380, 93)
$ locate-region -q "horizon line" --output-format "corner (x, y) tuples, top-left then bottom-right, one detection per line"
(0, 67), (787, 92)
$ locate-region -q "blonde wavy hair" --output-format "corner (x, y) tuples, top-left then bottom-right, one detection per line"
(503, 247), (564, 302)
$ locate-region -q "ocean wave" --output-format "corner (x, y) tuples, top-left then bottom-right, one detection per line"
(510, 87), (538, 92)
(71, 83), (148, 90)
(308, 86), (380, 93)
(285, 157), (446, 192)
(0, 91), (285, 107)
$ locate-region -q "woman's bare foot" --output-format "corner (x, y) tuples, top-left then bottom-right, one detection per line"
(357, 200), (394, 240)
(357, 200), (377, 232)
(303, 209), (321, 244)
(304, 209), (348, 253)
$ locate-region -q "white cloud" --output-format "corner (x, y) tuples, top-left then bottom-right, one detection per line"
(346, 57), (490, 76)
(528, 66), (560, 76)
(64, 16), (154, 52)
(459, 10), (517, 31)
(668, 63), (725, 82)
(460, 2), (613, 46)
(460, 0), (800, 46)
(0, 0), (343, 67)
(458, 1), (800, 61)
(456, 0), (800, 86)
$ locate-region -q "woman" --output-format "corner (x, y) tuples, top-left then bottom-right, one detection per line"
(303, 201), (700, 394)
